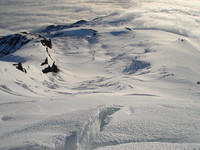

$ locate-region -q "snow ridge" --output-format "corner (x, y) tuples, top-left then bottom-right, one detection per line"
(68, 106), (121, 150)
(0, 32), (52, 56)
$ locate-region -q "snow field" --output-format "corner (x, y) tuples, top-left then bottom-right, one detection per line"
(0, 0), (200, 149)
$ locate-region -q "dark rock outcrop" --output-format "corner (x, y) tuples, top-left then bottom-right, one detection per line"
(0, 34), (30, 55)
(125, 27), (132, 30)
(13, 63), (27, 73)
(0, 32), (60, 74)
(41, 58), (48, 66)
(42, 65), (51, 73)
(41, 39), (52, 49)
(0, 32), (52, 56)
(44, 20), (87, 33)
(51, 62), (59, 73)
(42, 62), (59, 74)
(124, 60), (150, 75)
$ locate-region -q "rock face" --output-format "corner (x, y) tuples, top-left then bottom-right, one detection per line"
(13, 63), (27, 73)
(41, 58), (48, 66)
(0, 20), (100, 74)
(44, 20), (87, 33)
(0, 34), (30, 55)
(41, 39), (52, 49)
(0, 32), (58, 74)
(0, 32), (52, 56)
(42, 62), (59, 74)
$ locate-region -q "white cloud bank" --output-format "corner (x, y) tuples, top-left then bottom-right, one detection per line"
(1, 0), (200, 38)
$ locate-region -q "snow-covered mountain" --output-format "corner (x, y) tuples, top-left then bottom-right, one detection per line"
(0, 0), (200, 149)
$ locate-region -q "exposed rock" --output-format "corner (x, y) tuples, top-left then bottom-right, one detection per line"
(41, 39), (52, 49)
(41, 58), (48, 66)
(51, 62), (59, 73)
(179, 38), (185, 42)
(0, 34), (30, 55)
(124, 60), (150, 75)
(42, 65), (51, 73)
(125, 27), (132, 30)
(13, 63), (27, 73)
(42, 62), (59, 74)
(44, 20), (87, 33)
(0, 32), (52, 56)
(0, 32), (59, 74)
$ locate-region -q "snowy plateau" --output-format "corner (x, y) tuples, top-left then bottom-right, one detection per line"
(0, 0), (200, 149)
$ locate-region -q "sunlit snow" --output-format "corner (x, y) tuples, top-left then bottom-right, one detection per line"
(0, 0), (200, 149)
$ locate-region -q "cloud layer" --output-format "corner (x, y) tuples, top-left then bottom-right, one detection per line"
(0, 0), (200, 37)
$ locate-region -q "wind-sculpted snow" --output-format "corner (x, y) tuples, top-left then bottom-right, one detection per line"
(92, 104), (200, 149)
(0, 0), (200, 149)
(0, 32), (60, 75)
(0, 19), (200, 96)
(0, 105), (121, 150)
(93, 142), (200, 150)
(123, 60), (150, 75)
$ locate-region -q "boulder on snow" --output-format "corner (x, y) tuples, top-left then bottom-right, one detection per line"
(41, 39), (52, 49)
(42, 65), (51, 73)
(51, 62), (59, 73)
(42, 62), (59, 74)
(41, 58), (48, 66)
(13, 63), (27, 73)
(125, 27), (132, 30)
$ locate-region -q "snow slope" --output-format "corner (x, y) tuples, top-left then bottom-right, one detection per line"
(0, 0), (200, 149)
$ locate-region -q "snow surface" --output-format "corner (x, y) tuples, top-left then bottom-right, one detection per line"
(0, 0), (200, 149)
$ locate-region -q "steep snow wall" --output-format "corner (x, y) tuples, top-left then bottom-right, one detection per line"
(65, 106), (121, 150)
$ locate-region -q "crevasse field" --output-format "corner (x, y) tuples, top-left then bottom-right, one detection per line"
(0, 0), (200, 149)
